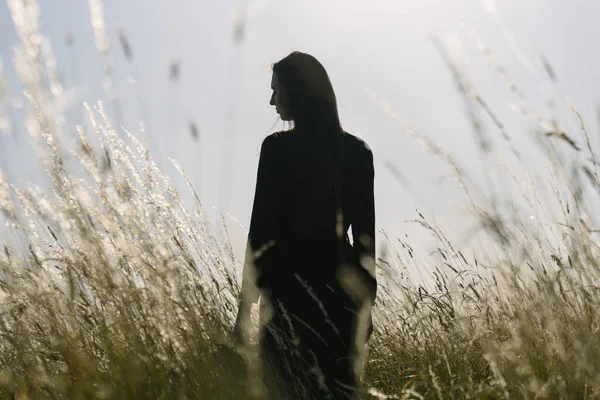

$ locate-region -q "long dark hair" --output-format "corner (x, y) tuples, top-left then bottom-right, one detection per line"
(273, 52), (346, 241)
(273, 52), (342, 133)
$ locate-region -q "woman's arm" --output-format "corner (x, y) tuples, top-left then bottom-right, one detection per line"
(234, 135), (278, 344)
(239, 135), (279, 306)
(351, 145), (376, 301)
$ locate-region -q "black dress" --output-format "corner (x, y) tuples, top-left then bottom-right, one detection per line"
(243, 128), (376, 399)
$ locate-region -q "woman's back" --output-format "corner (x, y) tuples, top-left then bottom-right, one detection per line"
(249, 129), (375, 260)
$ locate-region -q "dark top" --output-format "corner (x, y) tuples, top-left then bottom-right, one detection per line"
(243, 128), (376, 303)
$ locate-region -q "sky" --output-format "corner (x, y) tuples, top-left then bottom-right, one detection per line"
(0, 0), (599, 271)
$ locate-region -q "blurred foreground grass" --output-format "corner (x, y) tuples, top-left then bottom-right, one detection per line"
(2, 1), (600, 399)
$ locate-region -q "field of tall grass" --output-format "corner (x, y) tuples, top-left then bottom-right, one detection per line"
(2, 1), (600, 399)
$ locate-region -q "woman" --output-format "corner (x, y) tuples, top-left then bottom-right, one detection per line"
(234, 51), (376, 399)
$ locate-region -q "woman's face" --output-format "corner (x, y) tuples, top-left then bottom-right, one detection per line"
(270, 72), (293, 121)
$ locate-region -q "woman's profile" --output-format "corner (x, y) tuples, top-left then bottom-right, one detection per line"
(233, 51), (377, 399)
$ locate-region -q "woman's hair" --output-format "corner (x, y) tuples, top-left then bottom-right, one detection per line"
(273, 52), (346, 236)
(273, 52), (342, 133)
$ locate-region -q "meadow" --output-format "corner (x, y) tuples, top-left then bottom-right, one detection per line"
(1, 1), (600, 399)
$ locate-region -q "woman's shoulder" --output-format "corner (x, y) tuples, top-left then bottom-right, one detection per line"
(263, 130), (291, 142)
(261, 129), (302, 149)
(261, 131), (285, 146)
(258, 131), (290, 158)
(343, 131), (373, 158)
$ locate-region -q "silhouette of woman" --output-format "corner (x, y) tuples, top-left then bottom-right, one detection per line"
(233, 51), (376, 399)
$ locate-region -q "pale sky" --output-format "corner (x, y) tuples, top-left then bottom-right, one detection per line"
(1, 0), (599, 269)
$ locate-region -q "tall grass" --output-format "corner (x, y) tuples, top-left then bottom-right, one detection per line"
(2, 1), (600, 399)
